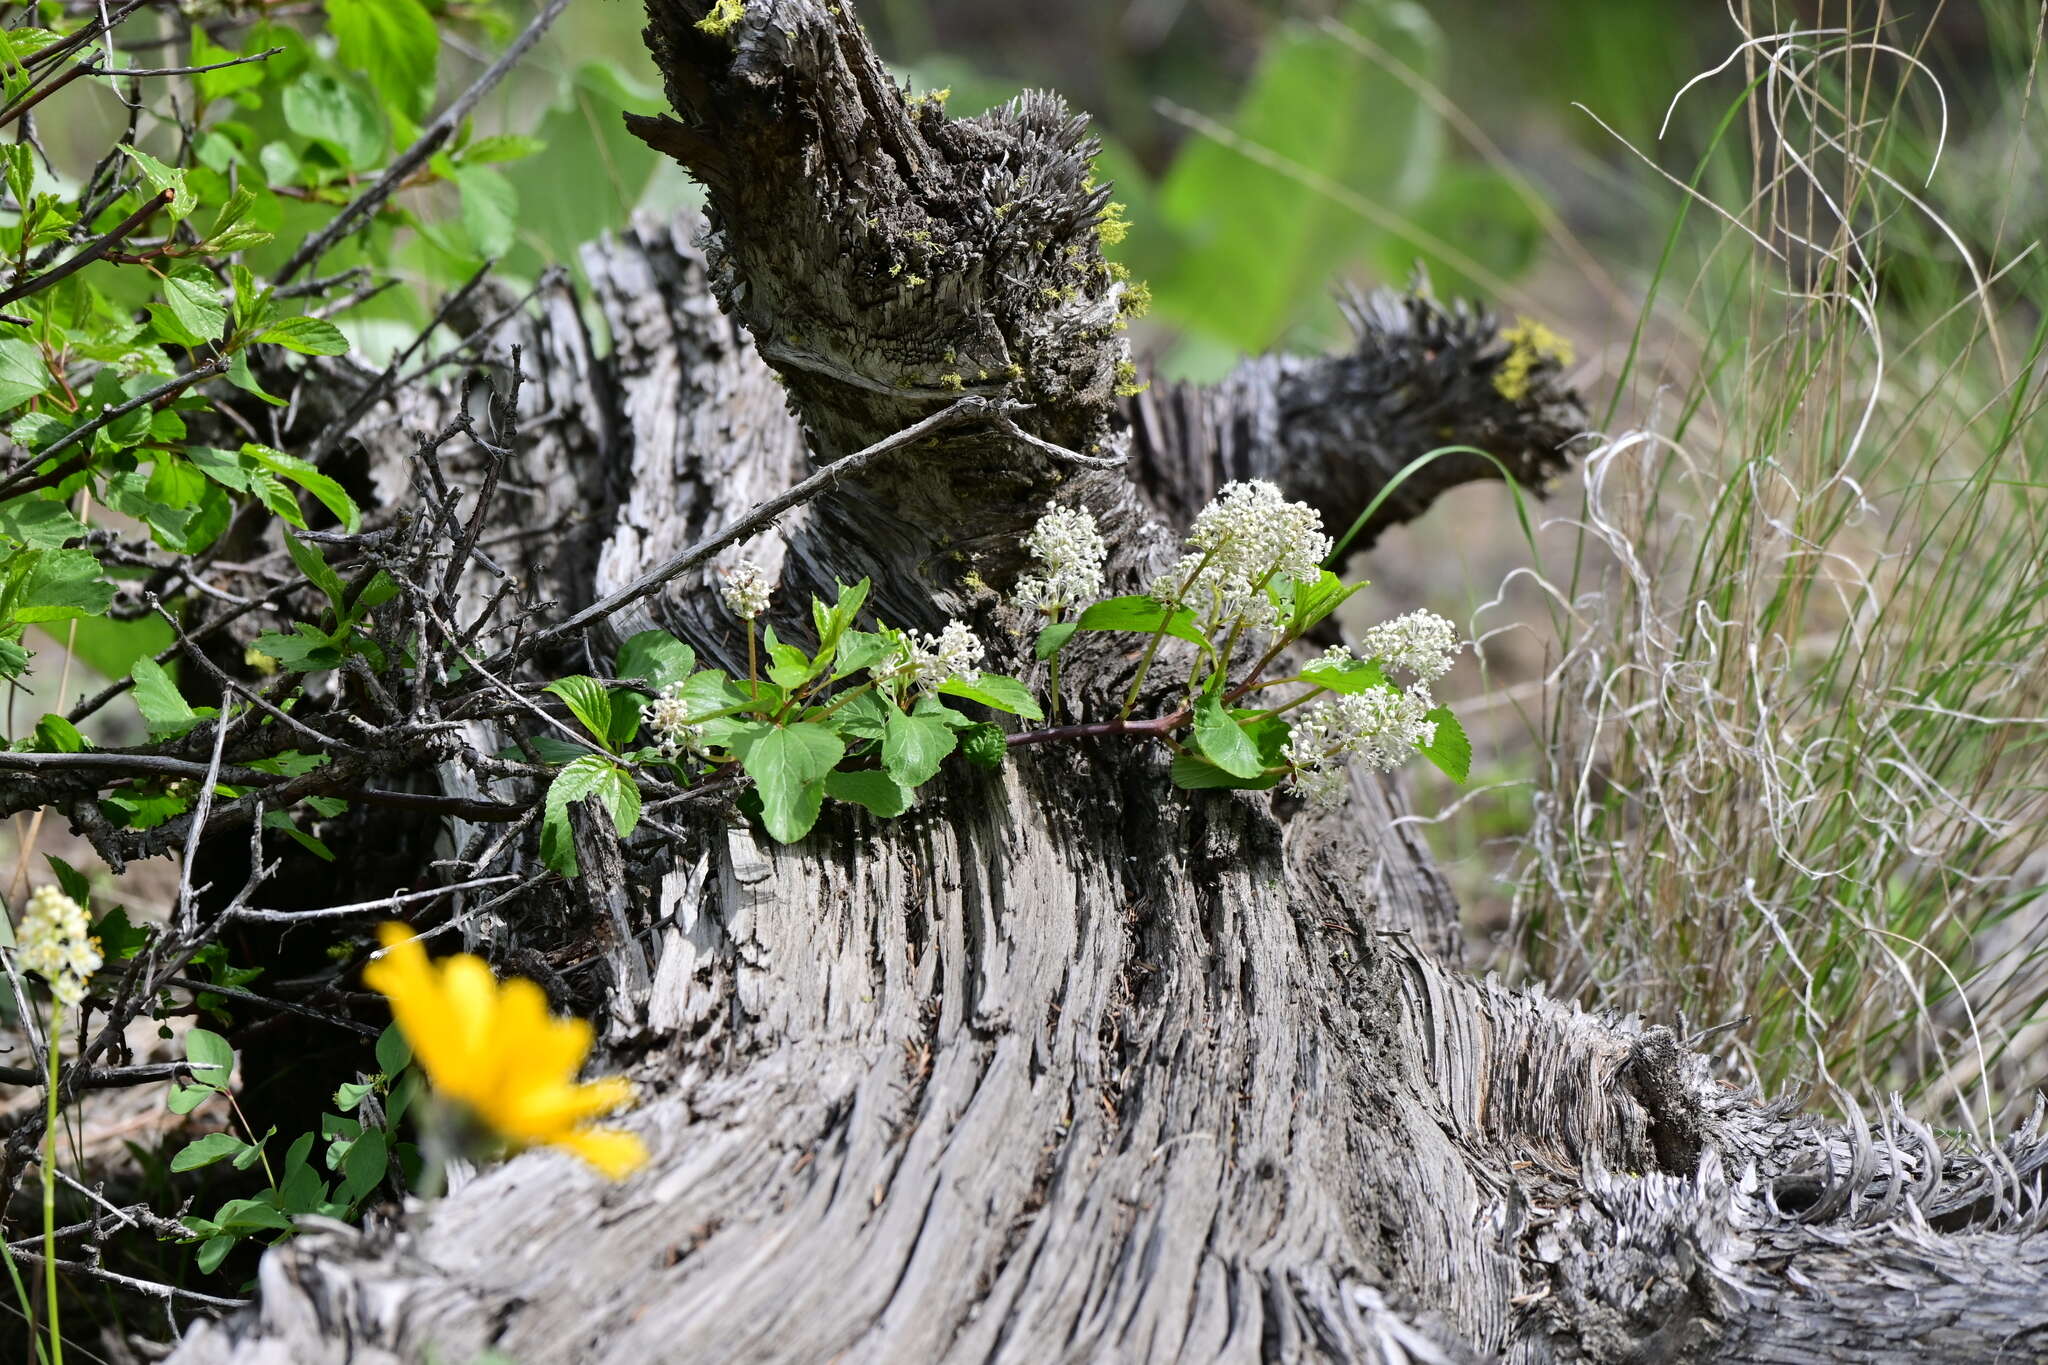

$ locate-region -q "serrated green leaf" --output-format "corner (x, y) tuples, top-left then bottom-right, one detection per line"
(282, 530), (346, 611)
(121, 144), (196, 221)
(831, 628), (895, 680)
(1297, 658), (1387, 695)
(282, 72), (385, 171)
(257, 316), (350, 355)
(250, 445), (361, 532)
(824, 768), (912, 818)
(1075, 594), (1209, 650)
(1192, 692), (1267, 779)
(936, 673), (1043, 721)
(9, 547), (114, 623)
(131, 658), (202, 740)
(615, 631), (695, 691)
(1169, 753), (1283, 791)
(881, 703), (955, 789)
(157, 269), (227, 346)
(0, 338), (51, 409)
(1033, 621), (1078, 660)
(733, 724), (844, 844)
(1417, 706), (1470, 784)
(957, 721), (1008, 769)
(545, 676), (614, 750)
(0, 497), (88, 549)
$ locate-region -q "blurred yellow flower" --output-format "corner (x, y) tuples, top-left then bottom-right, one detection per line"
(363, 924), (647, 1180)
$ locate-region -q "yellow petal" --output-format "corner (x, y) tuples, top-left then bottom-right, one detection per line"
(502, 1077), (637, 1136)
(551, 1126), (649, 1180)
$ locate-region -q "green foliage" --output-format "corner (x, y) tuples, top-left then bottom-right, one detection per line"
(169, 1023), (419, 1275)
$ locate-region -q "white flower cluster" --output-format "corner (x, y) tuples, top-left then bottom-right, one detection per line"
(1012, 502), (1106, 616)
(1151, 480), (1331, 634)
(646, 683), (706, 758)
(1358, 610), (1461, 684)
(18, 884), (101, 1010)
(899, 619), (985, 696)
(1281, 687), (1438, 808)
(720, 558), (773, 621)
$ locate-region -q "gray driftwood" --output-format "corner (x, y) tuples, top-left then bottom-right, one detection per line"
(168, 3), (2048, 1361)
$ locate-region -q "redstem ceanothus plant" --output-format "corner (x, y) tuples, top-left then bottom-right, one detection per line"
(535, 479), (1469, 854)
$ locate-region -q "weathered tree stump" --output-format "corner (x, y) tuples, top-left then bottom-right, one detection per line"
(169, 4), (2048, 1362)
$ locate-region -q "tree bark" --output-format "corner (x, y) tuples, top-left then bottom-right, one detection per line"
(166, 3), (2048, 1362)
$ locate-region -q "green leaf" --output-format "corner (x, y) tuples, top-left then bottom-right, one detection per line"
(0, 338), (51, 409)
(282, 529), (347, 611)
(545, 676), (614, 750)
(168, 1028), (235, 1114)
(157, 268), (227, 346)
(375, 1022), (411, 1076)
(45, 854), (91, 903)
(592, 761), (641, 839)
(131, 658), (202, 740)
(1169, 753), (1283, 791)
(1417, 706), (1470, 784)
(732, 724), (845, 845)
(190, 26), (267, 101)
(325, 0), (438, 119)
(195, 1234), (237, 1273)
(282, 72), (385, 171)
(1075, 594), (1209, 650)
(250, 445), (361, 532)
(31, 714), (87, 753)
(89, 905), (150, 961)
(212, 1197), (291, 1233)
(459, 134), (547, 165)
(335, 1126), (388, 1206)
(1192, 692), (1267, 779)
(1034, 621), (1078, 661)
(257, 316), (350, 355)
(334, 1080), (375, 1111)
(0, 498), (87, 549)
(936, 673), (1043, 721)
(252, 625), (344, 674)
(539, 753), (619, 877)
(881, 703), (956, 789)
(171, 1133), (249, 1173)
(10, 547), (115, 623)
(830, 628), (896, 679)
(615, 631), (695, 691)
(1298, 657), (1387, 695)
(1287, 570), (1362, 633)
(121, 144), (196, 221)
(228, 350), (286, 406)
(454, 165), (517, 258)
(824, 768), (912, 818)
(819, 689), (889, 740)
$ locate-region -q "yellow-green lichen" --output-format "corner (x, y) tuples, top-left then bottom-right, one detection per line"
(1114, 359), (1148, 397)
(906, 273), (927, 287)
(940, 372), (964, 390)
(1493, 317), (1574, 403)
(696, 0), (745, 37)
(1096, 201), (1130, 247)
